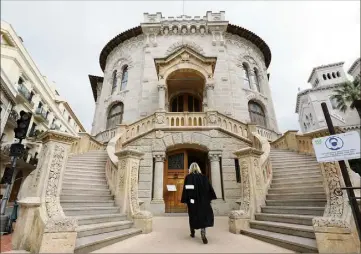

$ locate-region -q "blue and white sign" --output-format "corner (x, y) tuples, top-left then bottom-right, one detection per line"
(312, 131), (361, 163)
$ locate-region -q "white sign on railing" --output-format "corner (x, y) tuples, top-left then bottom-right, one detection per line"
(312, 131), (361, 163)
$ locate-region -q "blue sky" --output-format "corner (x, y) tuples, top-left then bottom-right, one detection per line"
(2, 1), (360, 133)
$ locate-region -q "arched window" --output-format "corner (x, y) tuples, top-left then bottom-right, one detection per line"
(106, 103), (124, 129)
(111, 70), (117, 94)
(248, 101), (266, 127)
(254, 68), (261, 92)
(309, 113), (313, 124)
(242, 64), (251, 89)
(336, 71), (341, 77)
(304, 122), (307, 130)
(327, 73), (331, 79)
(323, 74), (327, 80)
(332, 72), (336, 78)
(120, 65), (128, 91)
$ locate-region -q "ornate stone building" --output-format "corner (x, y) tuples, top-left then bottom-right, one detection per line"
(89, 11), (280, 215)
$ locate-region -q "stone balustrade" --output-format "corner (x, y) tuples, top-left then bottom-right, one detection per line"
(255, 125), (281, 142)
(69, 132), (105, 155)
(94, 126), (120, 143)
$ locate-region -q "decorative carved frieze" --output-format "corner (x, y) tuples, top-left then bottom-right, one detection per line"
(39, 130), (79, 145)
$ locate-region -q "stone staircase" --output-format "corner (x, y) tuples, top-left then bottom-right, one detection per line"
(60, 150), (141, 253)
(241, 149), (326, 253)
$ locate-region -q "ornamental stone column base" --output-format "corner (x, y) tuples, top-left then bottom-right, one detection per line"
(133, 211), (153, 234)
(150, 199), (165, 215)
(38, 231), (77, 253)
(228, 210), (250, 234)
(313, 217), (360, 253)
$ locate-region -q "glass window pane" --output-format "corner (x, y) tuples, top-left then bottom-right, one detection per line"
(168, 153), (184, 169)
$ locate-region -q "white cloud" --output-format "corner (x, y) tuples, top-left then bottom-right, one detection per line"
(2, 1), (360, 132)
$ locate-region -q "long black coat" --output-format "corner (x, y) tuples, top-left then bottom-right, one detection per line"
(181, 173), (217, 229)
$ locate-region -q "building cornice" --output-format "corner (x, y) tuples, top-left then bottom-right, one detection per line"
(98, 17), (272, 71)
(295, 82), (344, 113)
(307, 61), (345, 83)
(88, 75), (104, 102)
(347, 57), (360, 75)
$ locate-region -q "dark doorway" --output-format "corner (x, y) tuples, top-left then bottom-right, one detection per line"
(187, 149), (210, 181)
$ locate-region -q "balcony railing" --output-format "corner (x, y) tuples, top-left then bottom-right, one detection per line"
(17, 85), (34, 107)
(5, 109), (19, 128)
(50, 123), (61, 131)
(34, 107), (49, 123)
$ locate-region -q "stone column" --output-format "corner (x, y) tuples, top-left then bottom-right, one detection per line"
(150, 152), (165, 214)
(12, 130), (79, 253)
(229, 147), (263, 234)
(205, 82), (215, 111)
(115, 149), (152, 233)
(208, 151), (223, 200)
(157, 84), (166, 111)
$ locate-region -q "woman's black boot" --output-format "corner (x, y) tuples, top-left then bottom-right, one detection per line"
(201, 228), (208, 244)
(190, 228), (195, 238)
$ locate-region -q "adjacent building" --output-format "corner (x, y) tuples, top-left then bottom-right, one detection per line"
(295, 59), (360, 134)
(0, 20), (85, 201)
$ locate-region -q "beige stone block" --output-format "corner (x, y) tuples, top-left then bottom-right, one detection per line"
(315, 232), (360, 254)
(134, 217), (153, 234)
(38, 232), (77, 253)
(228, 218), (249, 234)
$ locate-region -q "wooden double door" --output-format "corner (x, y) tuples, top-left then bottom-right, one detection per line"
(163, 149), (209, 213)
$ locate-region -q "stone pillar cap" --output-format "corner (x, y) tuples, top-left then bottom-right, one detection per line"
(17, 197), (41, 207)
(234, 147), (263, 157)
(115, 148), (144, 158)
(38, 130), (79, 144)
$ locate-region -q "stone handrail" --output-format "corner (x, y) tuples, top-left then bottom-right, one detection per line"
(255, 125), (281, 142)
(69, 132), (105, 155)
(94, 126), (120, 143)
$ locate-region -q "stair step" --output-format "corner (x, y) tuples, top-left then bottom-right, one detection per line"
(61, 194), (113, 201)
(61, 188), (110, 196)
(65, 170), (106, 176)
(63, 207), (119, 216)
(77, 221), (133, 238)
(271, 180), (323, 189)
(63, 177), (107, 185)
(267, 192), (326, 200)
(250, 220), (315, 239)
(62, 182), (109, 190)
(261, 206), (324, 216)
(74, 228), (142, 253)
(68, 159), (107, 164)
(75, 214), (127, 226)
(66, 164), (106, 170)
(266, 199), (326, 207)
(272, 160), (318, 165)
(272, 171), (322, 179)
(272, 176), (323, 184)
(255, 213), (314, 226)
(241, 228), (318, 253)
(269, 186), (324, 194)
(272, 166), (320, 172)
(61, 200), (115, 208)
(63, 173), (106, 181)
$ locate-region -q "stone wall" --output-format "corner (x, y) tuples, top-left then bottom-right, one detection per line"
(123, 129), (251, 215)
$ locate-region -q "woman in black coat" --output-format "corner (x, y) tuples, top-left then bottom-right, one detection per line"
(181, 162), (217, 244)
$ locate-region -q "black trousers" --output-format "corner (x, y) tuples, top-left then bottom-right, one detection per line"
(190, 227), (206, 235)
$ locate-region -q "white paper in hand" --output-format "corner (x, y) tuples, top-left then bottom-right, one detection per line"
(190, 199), (195, 204)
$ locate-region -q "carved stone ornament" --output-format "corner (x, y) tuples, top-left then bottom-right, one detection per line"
(166, 41), (205, 55)
(207, 112), (217, 124)
(155, 112), (165, 124)
(155, 130), (164, 139)
(229, 209), (247, 219)
(312, 216), (350, 229)
(153, 152), (165, 162)
(234, 147), (263, 158)
(39, 131), (79, 145)
(208, 151), (221, 162)
(239, 159), (250, 213)
(129, 161), (153, 219)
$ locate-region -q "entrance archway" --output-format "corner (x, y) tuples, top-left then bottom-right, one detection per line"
(163, 147), (210, 213)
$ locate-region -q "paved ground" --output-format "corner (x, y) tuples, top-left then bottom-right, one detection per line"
(0, 234), (12, 252)
(93, 217), (294, 253)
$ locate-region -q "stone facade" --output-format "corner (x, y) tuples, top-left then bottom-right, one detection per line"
(123, 129), (251, 215)
(90, 12), (279, 137)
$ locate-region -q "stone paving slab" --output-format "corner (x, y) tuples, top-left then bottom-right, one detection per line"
(93, 216), (294, 253)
